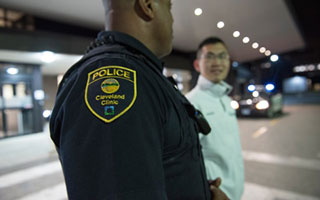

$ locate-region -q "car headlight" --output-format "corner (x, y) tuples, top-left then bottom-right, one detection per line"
(255, 100), (269, 110)
(230, 100), (239, 110)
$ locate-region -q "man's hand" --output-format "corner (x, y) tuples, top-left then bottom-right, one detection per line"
(208, 178), (230, 200)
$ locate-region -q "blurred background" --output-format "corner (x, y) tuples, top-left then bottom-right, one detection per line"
(0, 0), (319, 199)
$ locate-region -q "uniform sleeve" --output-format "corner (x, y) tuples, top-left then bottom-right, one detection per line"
(52, 58), (168, 200)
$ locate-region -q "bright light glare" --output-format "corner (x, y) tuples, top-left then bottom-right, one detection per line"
(177, 83), (184, 91)
(246, 99), (253, 105)
(252, 42), (259, 49)
(7, 67), (19, 75)
(270, 54), (279, 62)
(217, 21), (225, 29)
(259, 47), (266, 53)
(232, 61), (239, 68)
(41, 51), (56, 63)
(256, 100), (269, 110)
(307, 65), (315, 71)
(230, 100), (239, 110)
(233, 31), (240, 38)
(265, 50), (271, 56)
(265, 83), (275, 91)
(43, 110), (52, 118)
(248, 84), (256, 92)
(242, 37), (250, 43)
(252, 91), (259, 97)
(194, 8), (203, 16)
(34, 90), (45, 100)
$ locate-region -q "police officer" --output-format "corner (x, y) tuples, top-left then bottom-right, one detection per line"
(50, 0), (229, 199)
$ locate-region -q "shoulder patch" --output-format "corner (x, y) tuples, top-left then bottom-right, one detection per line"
(85, 66), (137, 123)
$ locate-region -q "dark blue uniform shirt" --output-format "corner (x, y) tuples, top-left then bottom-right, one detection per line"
(50, 31), (212, 200)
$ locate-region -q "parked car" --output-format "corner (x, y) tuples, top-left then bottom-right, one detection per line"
(231, 84), (283, 118)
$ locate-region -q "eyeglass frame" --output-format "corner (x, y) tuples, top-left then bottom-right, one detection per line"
(200, 52), (230, 61)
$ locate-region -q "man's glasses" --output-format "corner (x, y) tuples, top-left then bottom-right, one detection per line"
(201, 52), (230, 61)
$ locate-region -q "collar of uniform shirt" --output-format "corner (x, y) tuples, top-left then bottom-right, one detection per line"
(98, 31), (164, 73)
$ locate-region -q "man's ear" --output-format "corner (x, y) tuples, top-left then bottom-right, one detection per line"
(136, 0), (155, 21)
(193, 59), (201, 73)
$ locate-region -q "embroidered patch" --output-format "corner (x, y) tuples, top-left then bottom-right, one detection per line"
(85, 66), (137, 123)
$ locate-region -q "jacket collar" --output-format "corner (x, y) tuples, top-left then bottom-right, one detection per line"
(196, 75), (232, 97)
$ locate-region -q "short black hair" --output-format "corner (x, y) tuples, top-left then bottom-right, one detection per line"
(196, 37), (226, 58)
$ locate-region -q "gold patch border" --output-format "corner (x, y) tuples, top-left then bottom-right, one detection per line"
(85, 66), (137, 123)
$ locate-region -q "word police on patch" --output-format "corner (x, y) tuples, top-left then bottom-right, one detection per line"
(85, 66), (137, 123)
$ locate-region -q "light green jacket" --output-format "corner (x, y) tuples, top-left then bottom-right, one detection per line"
(186, 75), (244, 200)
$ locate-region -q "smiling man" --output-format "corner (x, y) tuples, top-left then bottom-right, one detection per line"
(186, 37), (245, 200)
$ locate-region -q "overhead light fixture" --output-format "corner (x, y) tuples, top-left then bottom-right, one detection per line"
(217, 21), (225, 29)
(265, 50), (271, 56)
(270, 54), (279, 62)
(259, 47), (266, 53)
(233, 31), (240, 38)
(7, 67), (19, 75)
(41, 51), (56, 63)
(242, 37), (250, 44)
(252, 42), (259, 49)
(194, 8), (203, 16)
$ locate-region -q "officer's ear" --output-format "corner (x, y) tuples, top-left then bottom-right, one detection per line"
(193, 59), (201, 73)
(136, 0), (155, 21)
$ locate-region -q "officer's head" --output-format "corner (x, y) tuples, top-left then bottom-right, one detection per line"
(102, 0), (173, 58)
(194, 37), (231, 83)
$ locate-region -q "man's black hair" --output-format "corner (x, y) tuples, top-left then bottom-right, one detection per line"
(196, 37), (226, 58)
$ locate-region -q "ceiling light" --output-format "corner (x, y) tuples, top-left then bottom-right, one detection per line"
(270, 55), (279, 62)
(242, 37), (250, 43)
(252, 42), (259, 49)
(194, 8), (203, 16)
(7, 67), (19, 75)
(233, 31), (240, 38)
(265, 50), (271, 56)
(259, 47), (266, 53)
(217, 21), (225, 29)
(41, 51), (56, 63)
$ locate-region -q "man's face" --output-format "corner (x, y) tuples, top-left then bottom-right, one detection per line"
(154, 0), (173, 57)
(194, 42), (231, 83)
